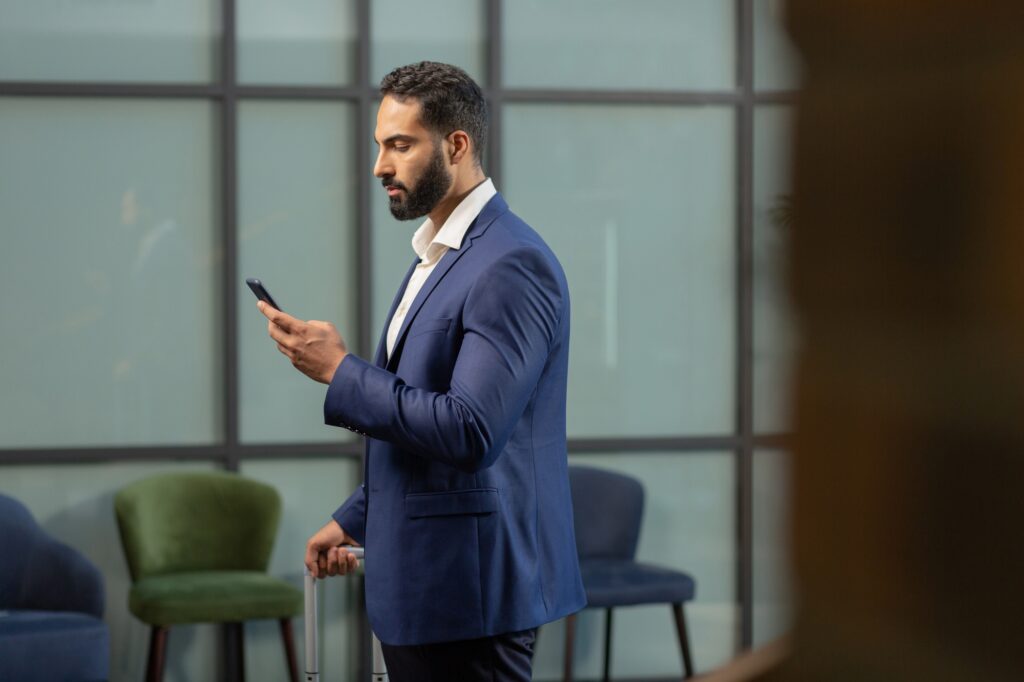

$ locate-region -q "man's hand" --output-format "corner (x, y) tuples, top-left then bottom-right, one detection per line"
(258, 301), (347, 384)
(305, 519), (362, 578)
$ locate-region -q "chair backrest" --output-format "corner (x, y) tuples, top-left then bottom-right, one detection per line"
(0, 493), (105, 617)
(568, 465), (644, 561)
(114, 471), (282, 581)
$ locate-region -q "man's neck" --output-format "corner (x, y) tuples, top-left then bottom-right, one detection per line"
(428, 171), (488, 228)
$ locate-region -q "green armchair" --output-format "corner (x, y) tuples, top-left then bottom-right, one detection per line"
(114, 471), (302, 682)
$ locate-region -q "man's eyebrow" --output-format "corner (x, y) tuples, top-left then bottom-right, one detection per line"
(378, 134), (416, 146)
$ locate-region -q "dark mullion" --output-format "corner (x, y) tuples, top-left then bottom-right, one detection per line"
(752, 90), (798, 105)
(356, 0), (373, 360)
(222, 0), (240, 472)
(501, 88), (742, 105)
(235, 85), (364, 100)
(355, 2), (374, 680)
(752, 433), (791, 449)
(486, 0), (503, 187)
(0, 435), (743, 465)
(0, 445), (235, 465)
(567, 436), (744, 454)
(0, 81), (760, 107)
(0, 82), (224, 97)
(737, 0), (756, 652)
(231, 441), (365, 459)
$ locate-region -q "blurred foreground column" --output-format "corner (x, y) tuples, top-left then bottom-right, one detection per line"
(780, 2), (1024, 680)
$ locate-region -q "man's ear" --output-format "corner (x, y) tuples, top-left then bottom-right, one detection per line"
(448, 130), (471, 165)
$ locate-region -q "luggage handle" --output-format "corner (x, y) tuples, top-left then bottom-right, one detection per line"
(304, 547), (385, 681)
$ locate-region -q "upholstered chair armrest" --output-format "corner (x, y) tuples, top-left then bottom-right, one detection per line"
(18, 534), (106, 619)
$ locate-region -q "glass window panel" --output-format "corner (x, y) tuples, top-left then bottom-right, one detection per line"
(238, 0), (358, 85)
(532, 453), (737, 677)
(754, 0), (803, 91)
(238, 102), (359, 444)
(504, 0), (734, 91)
(753, 105), (798, 433)
(0, 461), (220, 681)
(239, 459), (362, 680)
(0, 0), (217, 83)
(371, 0), (485, 86)
(0, 98), (220, 449)
(503, 104), (735, 437)
(752, 449), (794, 646)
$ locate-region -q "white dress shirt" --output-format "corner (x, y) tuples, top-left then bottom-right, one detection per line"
(385, 178), (497, 359)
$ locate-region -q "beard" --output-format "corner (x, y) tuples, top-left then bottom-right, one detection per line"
(385, 146), (453, 221)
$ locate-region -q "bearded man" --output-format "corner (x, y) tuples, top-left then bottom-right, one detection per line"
(259, 61), (585, 682)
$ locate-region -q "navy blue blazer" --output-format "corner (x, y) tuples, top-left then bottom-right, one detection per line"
(324, 193), (586, 646)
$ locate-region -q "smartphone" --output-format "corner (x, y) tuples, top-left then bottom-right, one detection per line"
(245, 278), (282, 311)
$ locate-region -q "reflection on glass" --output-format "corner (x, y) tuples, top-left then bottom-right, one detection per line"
(503, 104), (736, 437)
(753, 106), (797, 433)
(237, 102), (358, 443)
(238, 0), (358, 85)
(0, 0), (218, 82)
(0, 98), (220, 448)
(752, 449), (793, 646)
(754, 0), (803, 91)
(371, 0), (485, 85)
(504, 0), (734, 90)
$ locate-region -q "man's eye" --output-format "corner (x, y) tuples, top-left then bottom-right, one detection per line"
(394, 145), (410, 152)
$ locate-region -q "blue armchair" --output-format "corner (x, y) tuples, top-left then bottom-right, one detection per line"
(0, 493), (109, 682)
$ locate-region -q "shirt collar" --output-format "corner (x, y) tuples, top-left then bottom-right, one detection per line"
(411, 178), (497, 262)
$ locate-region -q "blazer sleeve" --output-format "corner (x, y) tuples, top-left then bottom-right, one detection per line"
(323, 245), (564, 472)
(332, 484), (367, 546)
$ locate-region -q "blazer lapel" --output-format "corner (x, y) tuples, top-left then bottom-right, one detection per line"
(386, 194), (509, 371)
(374, 257), (419, 368)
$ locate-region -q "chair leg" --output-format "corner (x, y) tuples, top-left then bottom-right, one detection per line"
(603, 608), (613, 682)
(563, 612), (576, 682)
(146, 626), (169, 682)
(671, 603), (695, 679)
(279, 618), (299, 682)
(224, 622), (246, 682)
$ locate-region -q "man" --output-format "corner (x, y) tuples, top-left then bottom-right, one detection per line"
(259, 61), (585, 681)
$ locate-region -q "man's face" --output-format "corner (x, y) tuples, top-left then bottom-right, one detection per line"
(373, 95), (453, 221)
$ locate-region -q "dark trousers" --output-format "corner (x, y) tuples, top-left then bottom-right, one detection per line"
(380, 628), (537, 682)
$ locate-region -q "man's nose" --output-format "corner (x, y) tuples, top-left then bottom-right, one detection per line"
(373, 149), (390, 178)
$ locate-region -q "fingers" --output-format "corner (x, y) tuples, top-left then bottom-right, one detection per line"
(257, 301), (298, 332)
(267, 319), (297, 347)
(305, 541), (321, 578)
(324, 546), (361, 577)
(276, 342), (297, 363)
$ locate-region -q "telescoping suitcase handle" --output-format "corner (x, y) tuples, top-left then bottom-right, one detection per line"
(304, 547), (386, 682)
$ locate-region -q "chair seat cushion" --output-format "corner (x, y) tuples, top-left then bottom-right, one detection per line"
(580, 559), (696, 608)
(0, 610), (109, 682)
(129, 570), (302, 625)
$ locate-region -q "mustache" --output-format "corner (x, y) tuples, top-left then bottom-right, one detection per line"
(382, 177), (408, 191)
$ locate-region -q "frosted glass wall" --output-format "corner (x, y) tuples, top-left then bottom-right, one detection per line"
(503, 104), (736, 438)
(0, 98), (221, 448)
(0, 2), (801, 679)
(237, 101), (359, 444)
(0, 0), (218, 82)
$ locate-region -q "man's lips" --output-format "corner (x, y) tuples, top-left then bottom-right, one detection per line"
(385, 186), (403, 197)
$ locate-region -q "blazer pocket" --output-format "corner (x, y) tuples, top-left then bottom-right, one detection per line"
(407, 317), (452, 339)
(405, 488), (499, 518)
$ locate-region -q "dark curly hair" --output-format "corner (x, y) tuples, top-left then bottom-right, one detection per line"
(380, 61), (488, 165)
